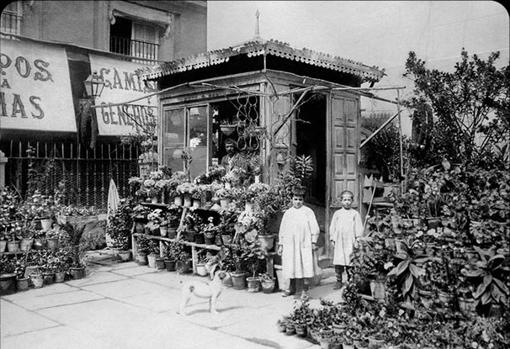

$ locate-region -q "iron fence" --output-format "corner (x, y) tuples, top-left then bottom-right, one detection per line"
(2, 140), (140, 211)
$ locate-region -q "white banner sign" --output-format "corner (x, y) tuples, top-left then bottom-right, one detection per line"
(0, 39), (76, 132)
(89, 54), (158, 136)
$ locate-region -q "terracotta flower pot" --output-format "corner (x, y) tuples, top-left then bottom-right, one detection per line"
(147, 253), (158, 268)
(167, 227), (177, 239)
(54, 271), (66, 283)
(30, 273), (44, 288)
(196, 263), (208, 276)
(40, 218), (53, 232)
(20, 238), (34, 251)
(176, 260), (192, 274)
(174, 196), (183, 206)
(295, 324), (307, 337)
(222, 272), (233, 287)
(43, 273), (55, 285)
(118, 250), (132, 262)
(164, 259), (176, 271)
(160, 226), (168, 237)
(0, 273), (17, 295)
(231, 272), (247, 290)
(261, 278), (276, 293)
(136, 253), (148, 265)
(16, 277), (30, 291)
(155, 257), (165, 270)
(7, 241), (20, 253)
(69, 267), (86, 280)
(0, 240), (7, 252)
(257, 234), (276, 252)
(246, 276), (261, 292)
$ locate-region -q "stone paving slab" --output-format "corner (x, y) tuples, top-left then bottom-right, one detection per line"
(122, 289), (181, 313)
(6, 290), (104, 310)
(80, 278), (169, 299)
(65, 271), (127, 287)
(3, 283), (78, 301)
(0, 325), (110, 349)
(0, 300), (59, 337)
(110, 264), (160, 276)
(219, 308), (319, 349)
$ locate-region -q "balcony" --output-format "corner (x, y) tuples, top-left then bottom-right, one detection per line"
(109, 36), (160, 65)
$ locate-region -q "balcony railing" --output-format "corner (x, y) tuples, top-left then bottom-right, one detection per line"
(110, 36), (160, 65)
(0, 12), (21, 36)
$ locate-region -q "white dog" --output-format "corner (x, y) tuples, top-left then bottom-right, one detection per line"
(178, 265), (226, 316)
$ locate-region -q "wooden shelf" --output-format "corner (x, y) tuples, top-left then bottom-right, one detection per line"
(133, 233), (221, 251)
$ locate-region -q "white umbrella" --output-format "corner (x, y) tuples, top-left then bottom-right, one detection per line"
(106, 178), (120, 248)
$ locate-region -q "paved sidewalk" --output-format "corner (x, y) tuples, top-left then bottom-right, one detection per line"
(1, 253), (342, 349)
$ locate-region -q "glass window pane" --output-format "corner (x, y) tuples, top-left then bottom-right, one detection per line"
(188, 106), (208, 179)
(162, 108), (185, 171)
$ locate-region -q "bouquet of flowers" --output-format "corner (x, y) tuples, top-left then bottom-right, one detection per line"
(176, 182), (195, 195)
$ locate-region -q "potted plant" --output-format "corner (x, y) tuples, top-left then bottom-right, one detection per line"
(166, 210), (181, 239)
(135, 235), (151, 265)
(243, 242), (266, 293)
(260, 272), (276, 293)
(216, 187), (232, 209)
(45, 228), (60, 252)
(164, 241), (184, 272)
(176, 182), (194, 207)
(175, 249), (192, 274)
(20, 227), (35, 252)
(229, 244), (248, 290)
(195, 253), (209, 277)
(460, 246), (509, 316)
(146, 240), (160, 268)
(0, 256), (17, 295)
(14, 258), (30, 292)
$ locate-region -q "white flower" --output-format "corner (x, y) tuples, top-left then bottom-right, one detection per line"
(190, 137), (201, 149)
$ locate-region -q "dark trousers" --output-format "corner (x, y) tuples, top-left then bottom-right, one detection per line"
(335, 265), (352, 283)
(287, 278), (310, 293)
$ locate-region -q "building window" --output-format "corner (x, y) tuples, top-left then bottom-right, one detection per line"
(0, 1), (22, 36)
(110, 17), (160, 64)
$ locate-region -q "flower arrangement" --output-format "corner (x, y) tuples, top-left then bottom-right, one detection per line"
(176, 182), (194, 195)
(215, 187), (231, 200)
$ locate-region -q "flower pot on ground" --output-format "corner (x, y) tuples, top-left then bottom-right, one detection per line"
(261, 275), (276, 293)
(54, 271), (66, 283)
(164, 259), (176, 271)
(295, 323), (307, 337)
(147, 253), (158, 268)
(30, 273), (44, 288)
(285, 321), (296, 336)
(7, 240), (20, 253)
(196, 263), (208, 277)
(155, 256), (165, 270)
(136, 252), (148, 265)
(277, 319), (287, 332)
(118, 250), (132, 262)
(70, 266), (86, 280)
(0, 240), (7, 252)
(0, 273), (17, 295)
(246, 276), (261, 292)
(20, 238), (34, 252)
(16, 277), (30, 291)
(222, 272), (233, 287)
(43, 272), (55, 285)
(176, 259), (192, 274)
(231, 271), (247, 290)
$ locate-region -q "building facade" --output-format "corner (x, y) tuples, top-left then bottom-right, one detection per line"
(0, 0), (207, 208)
